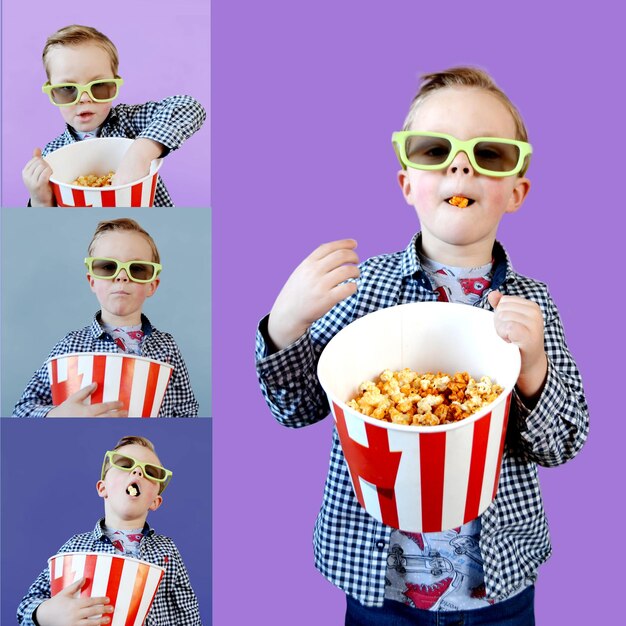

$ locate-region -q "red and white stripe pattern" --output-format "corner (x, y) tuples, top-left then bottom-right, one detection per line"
(331, 392), (511, 533)
(48, 353), (173, 418)
(49, 552), (164, 626)
(50, 174), (159, 207)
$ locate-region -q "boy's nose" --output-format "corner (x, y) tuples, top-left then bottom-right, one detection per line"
(448, 150), (473, 175)
(78, 89), (93, 104)
(115, 269), (130, 281)
(132, 467), (144, 477)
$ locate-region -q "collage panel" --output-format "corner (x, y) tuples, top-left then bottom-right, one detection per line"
(1, 207), (211, 419)
(2, 2), (210, 208)
(212, 1), (620, 625)
(1, 418), (211, 625)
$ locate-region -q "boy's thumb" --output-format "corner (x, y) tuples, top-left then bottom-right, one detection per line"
(71, 383), (98, 402)
(33, 147), (42, 158)
(63, 577), (86, 595)
(487, 290), (502, 310)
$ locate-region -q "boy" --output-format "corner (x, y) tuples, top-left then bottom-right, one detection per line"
(256, 68), (589, 624)
(22, 25), (206, 207)
(13, 218), (198, 417)
(16, 435), (202, 625)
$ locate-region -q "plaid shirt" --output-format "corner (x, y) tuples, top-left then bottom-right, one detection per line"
(16, 519), (202, 626)
(41, 95), (207, 207)
(13, 312), (198, 417)
(255, 232), (589, 606)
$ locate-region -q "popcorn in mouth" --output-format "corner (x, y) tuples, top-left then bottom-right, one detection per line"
(126, 483), (141, 497)
(447, 195), (474, 208)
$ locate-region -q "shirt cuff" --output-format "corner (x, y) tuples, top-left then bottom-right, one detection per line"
(138, 127), (185, 153)
(513, 360), (568, 440)
(256, 316), (317, 385)
(23, 598), (45, 626)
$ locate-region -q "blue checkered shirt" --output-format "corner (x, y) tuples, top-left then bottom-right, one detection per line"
(255, 232), (589, 606)
(41, 95), (206, 207)
(12, 312), (198, 417)
(16, 519), (202, 626)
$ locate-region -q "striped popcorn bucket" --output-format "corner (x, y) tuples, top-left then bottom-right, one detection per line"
(317, 302), (521, 533)
(45, 138), (163, 207)
(49, 552), (164, 626)
(47, 353), (174, 417)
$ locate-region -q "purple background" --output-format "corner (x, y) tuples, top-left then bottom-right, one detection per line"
(0, 419), (211, 625)
(213, 1), (623, 624)
(1, 0), (210, 207)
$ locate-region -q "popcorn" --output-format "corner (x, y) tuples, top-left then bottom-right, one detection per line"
(72, 171), (115, 187)
(448, 195), (470, 208)
(347, 368), (503, 426)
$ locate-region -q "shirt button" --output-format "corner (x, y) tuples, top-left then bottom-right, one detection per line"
(375, 540), (386, 550)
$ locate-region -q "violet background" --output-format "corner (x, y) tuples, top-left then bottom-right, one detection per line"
(0, 419), (211, 625)
(1, 0), (210, 207)
(213, 1), (624, 624)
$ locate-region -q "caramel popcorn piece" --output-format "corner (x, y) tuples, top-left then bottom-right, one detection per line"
(448, 195), (470, 208)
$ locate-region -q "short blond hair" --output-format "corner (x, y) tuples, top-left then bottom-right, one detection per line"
(88, 218), (160, 264)
(43, 25), (119, 80)
(402, 66), (529, 143)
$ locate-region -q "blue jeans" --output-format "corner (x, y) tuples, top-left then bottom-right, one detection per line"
(345, 586), (535, 626)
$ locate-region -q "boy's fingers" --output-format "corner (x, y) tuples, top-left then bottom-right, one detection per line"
(317, 248), (360, 275)
(91, 401), (126, 417)
(487, 290), (502, 309)
(70, 383), (98, 402)
(310, 239), (358, 261)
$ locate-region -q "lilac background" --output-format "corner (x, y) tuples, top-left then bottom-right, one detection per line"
(1, 0), (210, 207)
(213, 1), (623, 624)
(0, 419), (211, 625)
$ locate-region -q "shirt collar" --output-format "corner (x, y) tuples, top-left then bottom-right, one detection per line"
(90, 311), (154, 340)
(93, 518), (155, 542)
(401, 232), (516, 289)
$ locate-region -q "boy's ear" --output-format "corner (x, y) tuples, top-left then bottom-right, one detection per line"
(87, 273), (97, 292)
(505, 176), (531, 214)
(397, 169), (414, 205)
(96, 479), (107, 499)
(146, 278), (160, 298)
(148, 494), (163, 511)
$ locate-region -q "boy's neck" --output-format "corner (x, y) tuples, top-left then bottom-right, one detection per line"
(100, 310), (143, 327)
(419, 234), (495, 268)
(104, 511), (149, 530)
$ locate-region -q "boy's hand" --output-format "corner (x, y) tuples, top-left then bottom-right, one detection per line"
(112, 138), (163, 186)
(47, 383), (128, 418)
(35, 577), (114, 626)
(22, 148), (54, 207)
(267, 239), (360, 351)
(488, 290), (548, 401)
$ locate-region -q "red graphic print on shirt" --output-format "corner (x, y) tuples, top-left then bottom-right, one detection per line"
(459, 277), (490, 297)
(403, 577), (455, 610)
(406, 533), (426, 551)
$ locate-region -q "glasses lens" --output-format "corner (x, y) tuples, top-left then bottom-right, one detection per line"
(90, 80), (118, 101)
(404, 135), (452, 166)
(128, 263), (156, 281)
(473, 141), (520, 173)
(50, 85), (79, 104)
(91, 259), (120, 278)
(144, 464), (167, 481)
(111, 453), (135, 469)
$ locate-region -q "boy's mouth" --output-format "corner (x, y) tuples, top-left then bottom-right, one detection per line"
(126, 483), (141, 497)
(446, 195), (475, 208)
